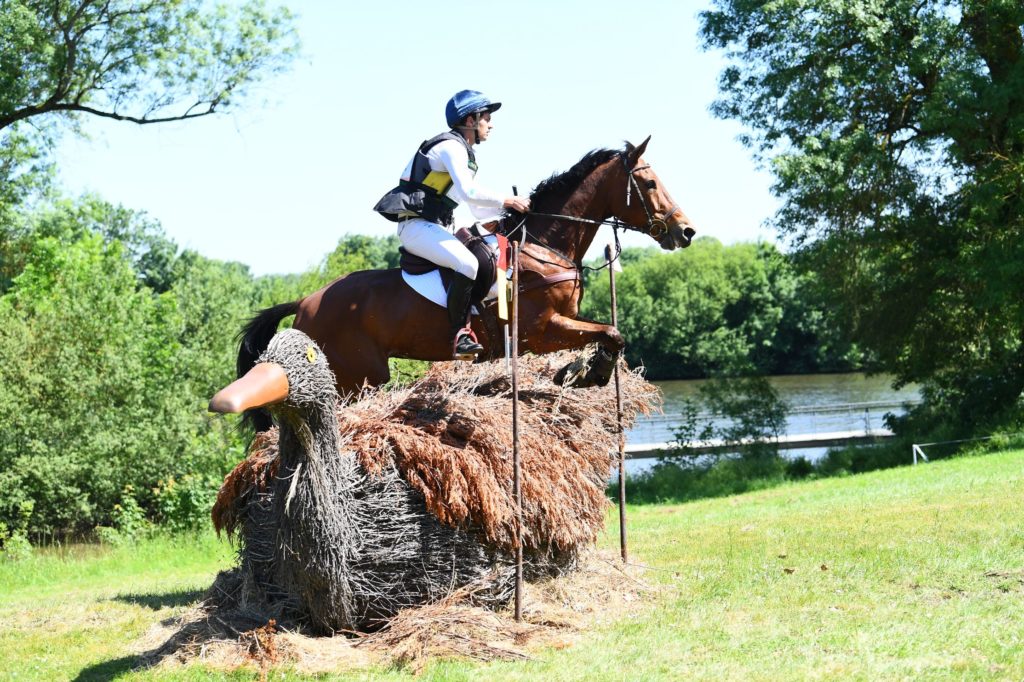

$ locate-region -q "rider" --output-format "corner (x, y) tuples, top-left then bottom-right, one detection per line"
(373, 89), (530, 361)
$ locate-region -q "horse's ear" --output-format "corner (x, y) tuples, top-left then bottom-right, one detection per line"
(627, 135), (652, 165)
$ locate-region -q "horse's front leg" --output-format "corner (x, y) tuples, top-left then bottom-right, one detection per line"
(525, 313), (624, 354)
(526, 313), (624, 388)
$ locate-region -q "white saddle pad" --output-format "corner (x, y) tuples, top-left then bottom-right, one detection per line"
(401, 234), (502, 312)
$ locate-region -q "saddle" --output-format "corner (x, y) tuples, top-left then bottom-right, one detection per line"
(399, 225), (505, 304)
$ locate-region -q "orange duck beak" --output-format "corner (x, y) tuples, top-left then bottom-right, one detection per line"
(208, 362), (290, 414)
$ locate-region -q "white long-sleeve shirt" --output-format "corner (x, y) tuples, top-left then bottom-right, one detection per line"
(400, 139), (504, 221)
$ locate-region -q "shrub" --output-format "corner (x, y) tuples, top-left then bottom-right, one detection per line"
(152, 475), (220, 533)
(1, 501), (34, 561)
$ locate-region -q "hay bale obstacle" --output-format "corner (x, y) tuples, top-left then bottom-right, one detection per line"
(207, 328), (658, 635)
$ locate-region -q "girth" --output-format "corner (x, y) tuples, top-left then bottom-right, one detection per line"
(518, 270), (580, 294)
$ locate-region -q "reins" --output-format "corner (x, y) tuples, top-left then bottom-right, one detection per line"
(503, 152), (671, 276)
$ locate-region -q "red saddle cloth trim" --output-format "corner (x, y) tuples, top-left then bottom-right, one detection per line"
(496, 233), (509, 270)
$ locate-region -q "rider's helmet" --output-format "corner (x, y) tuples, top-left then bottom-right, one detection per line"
(445, 90), (502, 128)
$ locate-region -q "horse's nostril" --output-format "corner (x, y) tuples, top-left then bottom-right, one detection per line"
(683, 227), (696, 238)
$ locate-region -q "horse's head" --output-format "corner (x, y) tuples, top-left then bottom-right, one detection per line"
(610, 136), (696, 250)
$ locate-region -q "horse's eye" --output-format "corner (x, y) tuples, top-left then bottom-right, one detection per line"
(645, 179), (657, 190)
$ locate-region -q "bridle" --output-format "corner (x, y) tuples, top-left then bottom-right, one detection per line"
(624, 156), (682, 243)
(505, 152), (682, 266)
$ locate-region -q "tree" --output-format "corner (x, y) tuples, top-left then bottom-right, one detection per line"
(581, 239), (858, 379)
(0, 0), (298, 232)
(0, 0), (299, 132)
(700, 1), (1024, 433)
(0, 233), (193, 534)
(16, 194), (179, 291)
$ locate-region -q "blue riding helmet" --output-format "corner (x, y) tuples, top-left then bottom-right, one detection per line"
(445, 90), (502, 128)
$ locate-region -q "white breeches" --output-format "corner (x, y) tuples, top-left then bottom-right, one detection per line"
(397, 218), (478, 279)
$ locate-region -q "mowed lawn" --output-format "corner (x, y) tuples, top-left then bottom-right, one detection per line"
(2, 449), (1023, 681)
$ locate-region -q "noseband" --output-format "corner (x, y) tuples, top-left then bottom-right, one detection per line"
(624, 157), (682, 240)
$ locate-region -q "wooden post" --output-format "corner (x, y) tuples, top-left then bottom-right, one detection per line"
(606, 244), (628, 563)
(511, 241), (524, 621)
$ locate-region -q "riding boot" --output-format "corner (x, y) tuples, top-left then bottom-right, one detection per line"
(447, 273), (483, 361)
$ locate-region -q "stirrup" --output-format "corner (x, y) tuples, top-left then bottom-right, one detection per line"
(453, 327), (483, 361)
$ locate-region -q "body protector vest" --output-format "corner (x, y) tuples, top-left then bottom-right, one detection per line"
(373, 131), (478, 226)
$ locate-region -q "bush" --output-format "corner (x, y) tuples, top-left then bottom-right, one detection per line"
(0, 501), (34, 561)
(624, 374), (790, 504)
(0, 230), (255, 537)
(620, 455), (787, 505)
(95, 486), (150, 546)
(152, 475), (220, 533)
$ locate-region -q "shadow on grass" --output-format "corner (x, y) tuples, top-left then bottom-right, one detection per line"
(110, 588), (205, 610)
(71, 654), (137, 681)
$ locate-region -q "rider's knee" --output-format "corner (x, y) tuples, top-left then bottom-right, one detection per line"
(455, 256), (478, 280)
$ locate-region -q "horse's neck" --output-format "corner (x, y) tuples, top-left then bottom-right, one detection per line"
(532, 165), (614, 263)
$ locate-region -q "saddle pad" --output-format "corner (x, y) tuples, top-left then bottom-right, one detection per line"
(402, 234), (503, 311)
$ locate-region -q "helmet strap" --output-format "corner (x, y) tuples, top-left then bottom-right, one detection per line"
(455, 113), (480, 144)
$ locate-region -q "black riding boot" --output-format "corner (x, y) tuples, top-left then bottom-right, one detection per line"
(447, 273), (483, 361)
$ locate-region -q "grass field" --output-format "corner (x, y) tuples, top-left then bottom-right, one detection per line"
(2, 449), (1023, 681)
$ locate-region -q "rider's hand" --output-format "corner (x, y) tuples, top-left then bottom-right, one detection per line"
(503, 196), (530, 213)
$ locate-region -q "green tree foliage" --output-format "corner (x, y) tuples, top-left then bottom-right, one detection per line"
(0, 0), (299, 270)
(0, 0), (299, 132)
(302, 233), (401, 291)
(0, 203), (417, 537)
(3, 195), (178, 294)
(0, 129), (53, 289)
(0, 233), (193, 535)
(581, 238), (859, 379)
(0, 197), (264, 536)
(700, 1), (1024, 434)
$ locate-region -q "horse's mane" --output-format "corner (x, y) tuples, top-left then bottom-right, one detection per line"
(528, 146), (625, 206)
(498, 144), (632, 237)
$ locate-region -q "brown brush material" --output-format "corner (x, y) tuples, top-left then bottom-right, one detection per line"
(215, 347), (659, 555)
(211, 431), (279, 536)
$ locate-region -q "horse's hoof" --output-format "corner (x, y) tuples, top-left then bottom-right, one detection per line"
(554, 347), (617, 389)
(583, 348), (616, 387)
(554, 356), (588, 387)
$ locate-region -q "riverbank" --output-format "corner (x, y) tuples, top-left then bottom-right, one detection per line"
(619, 373), (920, 475)
(2, 448), (1021, 679)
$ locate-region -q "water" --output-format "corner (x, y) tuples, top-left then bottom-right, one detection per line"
(617, 373), (920, 477)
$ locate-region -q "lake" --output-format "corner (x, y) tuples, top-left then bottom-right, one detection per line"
(618, 373), (920, 476)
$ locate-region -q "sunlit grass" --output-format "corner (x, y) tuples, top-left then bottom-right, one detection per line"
(0, 533), (235, 681)
(2, 450), (1022, 680)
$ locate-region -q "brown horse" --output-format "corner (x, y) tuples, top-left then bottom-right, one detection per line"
(235, 137), (695, 423)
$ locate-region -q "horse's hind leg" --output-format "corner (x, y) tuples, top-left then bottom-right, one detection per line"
(324, 345), (391, 402)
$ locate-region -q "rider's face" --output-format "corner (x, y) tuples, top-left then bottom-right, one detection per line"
(472, 112), (493, 143)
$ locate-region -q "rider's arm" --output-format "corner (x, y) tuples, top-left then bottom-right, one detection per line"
(435, 141), (505, 219)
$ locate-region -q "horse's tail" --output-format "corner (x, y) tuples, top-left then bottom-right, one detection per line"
(236, 299), (302, 433)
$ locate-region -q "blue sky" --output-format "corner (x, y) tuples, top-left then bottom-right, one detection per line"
(54, 0), (778, 276)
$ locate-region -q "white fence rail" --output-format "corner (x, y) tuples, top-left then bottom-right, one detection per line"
(628, 399), (919, 448)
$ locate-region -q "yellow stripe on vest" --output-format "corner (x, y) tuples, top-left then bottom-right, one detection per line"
(422, 171), (453, 195)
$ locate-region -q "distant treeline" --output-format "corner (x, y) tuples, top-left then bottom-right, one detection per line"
(580, 239), (864, 380)
(0, 198), (860, 539)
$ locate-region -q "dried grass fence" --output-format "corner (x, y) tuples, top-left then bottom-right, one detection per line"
(207, 329), (659, 634)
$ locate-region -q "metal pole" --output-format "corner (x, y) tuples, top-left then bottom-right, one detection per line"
(606, 244), (628, 563)
(511, 241), (524, 621)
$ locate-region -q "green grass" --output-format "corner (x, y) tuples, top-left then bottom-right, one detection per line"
(0, 533), (236, 681)
(3, 450), (1023, 680)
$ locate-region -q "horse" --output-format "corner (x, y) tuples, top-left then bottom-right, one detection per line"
(234, 136), (695, 425)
